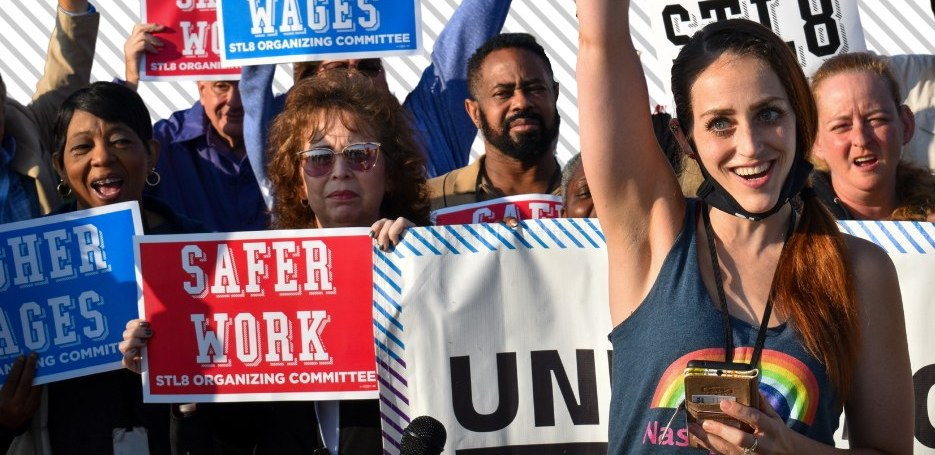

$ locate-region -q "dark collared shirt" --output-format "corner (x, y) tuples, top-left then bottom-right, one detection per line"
(145, 101), (268, 232)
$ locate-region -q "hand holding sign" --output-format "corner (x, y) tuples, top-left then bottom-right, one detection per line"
(141, 0), (240, 81)
(369, 217), (415, 252)
(124, 23), (166, 91)
(119, 319), (152, 375)
(0, 354), (41, 430)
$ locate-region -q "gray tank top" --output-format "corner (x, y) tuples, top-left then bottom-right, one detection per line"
(608, 201), (841, 453)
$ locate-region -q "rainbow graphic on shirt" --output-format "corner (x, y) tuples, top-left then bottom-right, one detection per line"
(650, 347), (819, 427)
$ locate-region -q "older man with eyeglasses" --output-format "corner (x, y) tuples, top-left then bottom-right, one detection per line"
(122, 24), (267, 233)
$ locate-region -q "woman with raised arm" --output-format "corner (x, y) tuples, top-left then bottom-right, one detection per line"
(576, 1), (913, 453)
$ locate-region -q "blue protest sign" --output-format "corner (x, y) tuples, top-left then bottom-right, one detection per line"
(0, 202), (143, 385)
(217, 0), (422, 66)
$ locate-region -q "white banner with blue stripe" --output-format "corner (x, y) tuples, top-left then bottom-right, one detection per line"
(373, 219), (935, 453)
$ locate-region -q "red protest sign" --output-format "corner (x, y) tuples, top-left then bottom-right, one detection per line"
(135, 229), (377, 402)
(140, 0), (239, 80)
(431, 194), (564, 225)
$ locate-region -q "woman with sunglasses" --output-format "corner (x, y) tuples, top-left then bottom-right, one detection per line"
(267, 70), (429, 233)
(267, 69), (430, 454)
(577, 0), (912, 453)
(121, 70), (428, 454)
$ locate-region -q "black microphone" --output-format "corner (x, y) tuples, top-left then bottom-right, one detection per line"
(399, 415), (447, 455)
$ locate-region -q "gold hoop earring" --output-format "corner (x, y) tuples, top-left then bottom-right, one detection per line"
(146, 169), (161, 187)
(56, 181), (72, 198)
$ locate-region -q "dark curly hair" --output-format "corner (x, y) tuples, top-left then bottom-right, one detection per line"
(267, 70), (430, 229)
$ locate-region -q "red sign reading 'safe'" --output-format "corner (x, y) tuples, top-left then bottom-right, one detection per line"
(431, 194), (564, 225)
(141, 0), (239, 80)
(135, 228), (376, 403)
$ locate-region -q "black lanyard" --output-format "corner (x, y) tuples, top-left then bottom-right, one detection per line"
(701, 202), (796, 368)
(474, 157), (562, 203)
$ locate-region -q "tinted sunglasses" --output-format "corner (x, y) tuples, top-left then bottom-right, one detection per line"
(296, 142), (381, 178)
(317, 59), (383, 78)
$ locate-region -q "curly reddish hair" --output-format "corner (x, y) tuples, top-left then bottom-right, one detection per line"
(267, 70), (430, 229)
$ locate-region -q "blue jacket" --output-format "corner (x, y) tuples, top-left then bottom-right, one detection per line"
(240, 0), (513, 209)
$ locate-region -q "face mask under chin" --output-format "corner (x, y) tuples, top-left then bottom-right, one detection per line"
(694, 155), (813, 221)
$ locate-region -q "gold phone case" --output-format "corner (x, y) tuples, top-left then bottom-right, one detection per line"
(683, 365), (759, 448)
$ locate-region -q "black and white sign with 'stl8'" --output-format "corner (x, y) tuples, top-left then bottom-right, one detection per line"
(645, 0), (866, 107)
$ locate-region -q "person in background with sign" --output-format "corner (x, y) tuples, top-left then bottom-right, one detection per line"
(239, 0), (513, 210)
(121, 70), (428, 454)
(810, 52), (935, 222)
(577, 0), (913, 453)
(18, 81), (202, 454)
(428, 33), (562, 212)
(123, 25), (268, 233)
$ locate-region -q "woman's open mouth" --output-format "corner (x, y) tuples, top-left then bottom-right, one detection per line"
(853, 155), (879, 168)
(732, 161), (772, 182)
(90, 177), (125, 201)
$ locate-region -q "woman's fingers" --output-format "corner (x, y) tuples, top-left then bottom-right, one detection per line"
(126, 23), (166, 56)
(119, 320), (151, 374)
(502, 216), (520, 229)
(700, 419), (759, 454)
(0, 354), (41, 429)
(0, 357), (25, 401)
(369, 217), (414, 251)
(120, 345), (143, 374)
(121, 319), (152, 343)
(719, 399), (765, 431)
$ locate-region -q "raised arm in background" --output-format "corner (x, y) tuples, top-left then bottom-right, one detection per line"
(122, 22), (165, 91)
(5, 0), (99, 216)
(403, 0), (512, 176)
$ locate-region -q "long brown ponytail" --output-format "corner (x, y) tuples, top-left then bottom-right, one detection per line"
(774, 192), (859, 403)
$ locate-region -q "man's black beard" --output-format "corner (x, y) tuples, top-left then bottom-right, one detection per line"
(480, 109), (560, 163)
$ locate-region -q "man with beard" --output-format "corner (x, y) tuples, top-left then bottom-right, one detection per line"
(428, 33), (562, 210)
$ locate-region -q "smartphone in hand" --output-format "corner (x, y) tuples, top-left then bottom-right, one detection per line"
(683, 360), (759, 448)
